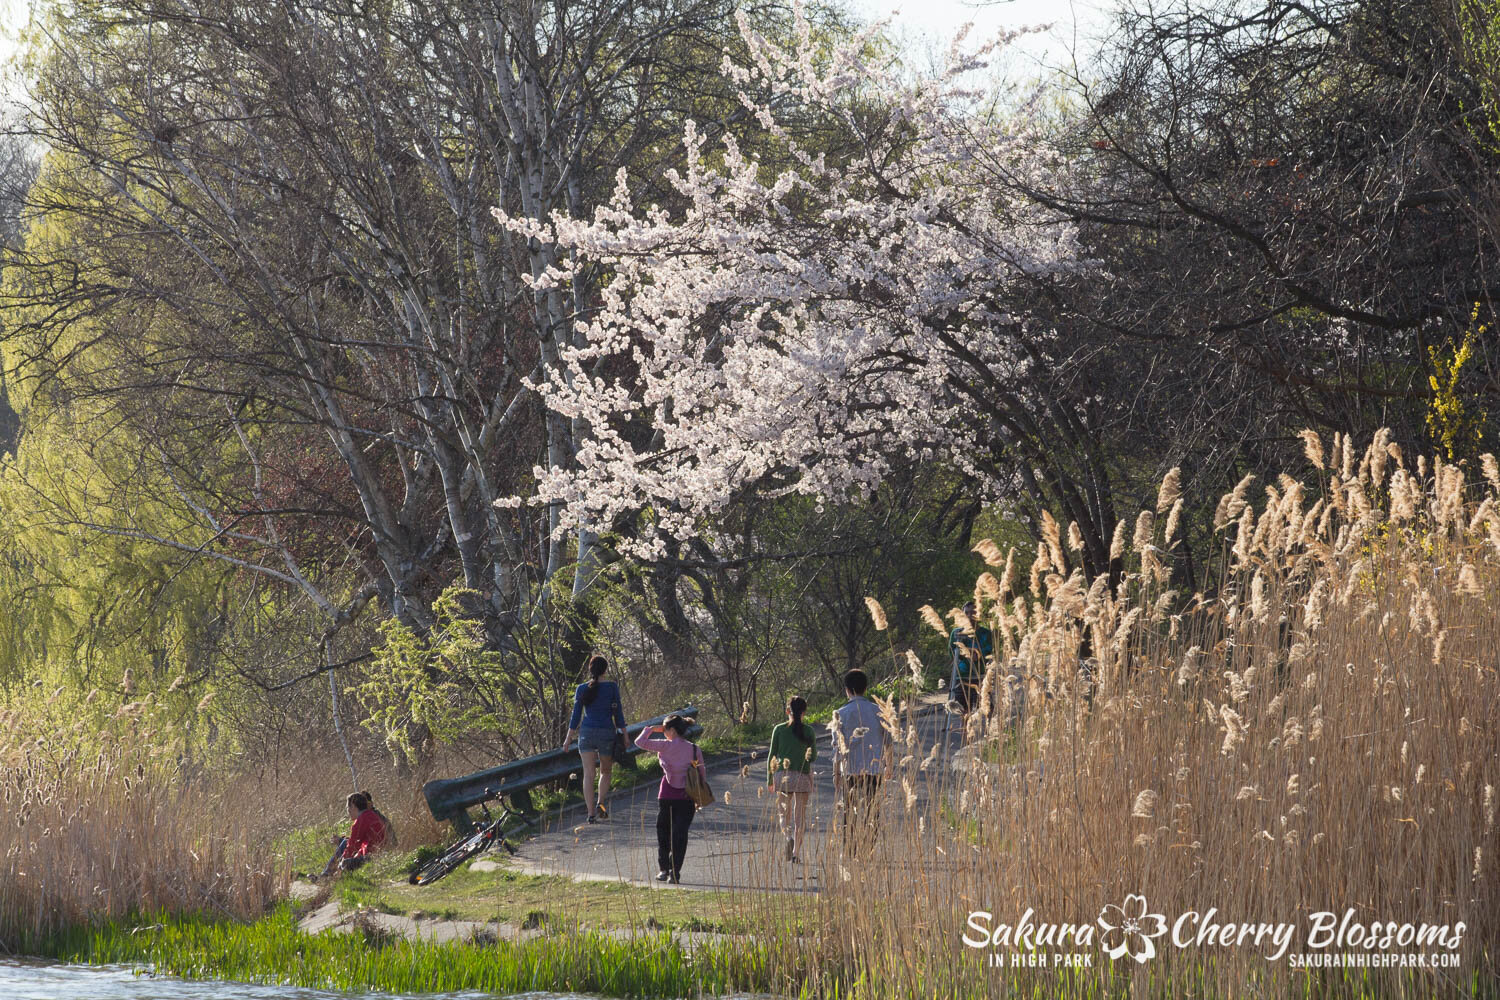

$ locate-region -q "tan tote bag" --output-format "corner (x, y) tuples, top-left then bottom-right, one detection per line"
(685, 743), (715, 807)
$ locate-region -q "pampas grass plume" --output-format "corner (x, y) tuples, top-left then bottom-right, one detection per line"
(1483, 454), (1500, 495)
(1041, 510), (1065, 573)
(998, 547), (1016, 598)
(1157, 467), (1182, 512)
(1164, 498), (1184, 545)
(1133, 510), (1154, 551)
(972, 538), (1005, 567)
(1300, 429), (1324, 470)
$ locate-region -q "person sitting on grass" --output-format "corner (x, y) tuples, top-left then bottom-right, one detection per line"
(319, 791), (389, 878)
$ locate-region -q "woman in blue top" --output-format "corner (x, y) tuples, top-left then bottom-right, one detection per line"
(563, 654), (627, 823)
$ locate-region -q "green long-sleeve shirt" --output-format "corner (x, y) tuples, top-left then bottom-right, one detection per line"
(767, 722), (817, 783)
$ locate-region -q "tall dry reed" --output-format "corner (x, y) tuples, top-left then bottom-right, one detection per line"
(758, 431), (1497, 997)
(0, 729), (287, 951)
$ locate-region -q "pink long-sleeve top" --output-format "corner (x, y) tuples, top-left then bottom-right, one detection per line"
(634, 729), (703, 801)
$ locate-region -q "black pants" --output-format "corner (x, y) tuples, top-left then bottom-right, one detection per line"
(841, 775), (882, 855)
(656, 799), (697, 876)
(952, 679), (978, 713)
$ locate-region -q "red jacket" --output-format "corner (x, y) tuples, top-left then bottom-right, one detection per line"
(343, 809), (388, 859)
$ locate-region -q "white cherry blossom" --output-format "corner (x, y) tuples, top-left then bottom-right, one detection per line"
(493, 6), (1087, 555)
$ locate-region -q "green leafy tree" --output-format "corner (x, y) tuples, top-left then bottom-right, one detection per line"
(356, 586), (584, 764)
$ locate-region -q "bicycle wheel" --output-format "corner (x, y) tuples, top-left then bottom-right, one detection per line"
(408, 831), (487, 886)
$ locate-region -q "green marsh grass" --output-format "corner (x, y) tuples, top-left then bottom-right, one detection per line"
(37, 906), (805, 998)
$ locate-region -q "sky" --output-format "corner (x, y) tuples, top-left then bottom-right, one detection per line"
(844, 0), (1119, 76)
(0, 0), (27, 106)
(0, 1), (1118, 64)
(0, 0), (1120, 106)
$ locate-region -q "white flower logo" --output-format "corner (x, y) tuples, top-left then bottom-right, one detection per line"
(1097, 894), (1169, 963)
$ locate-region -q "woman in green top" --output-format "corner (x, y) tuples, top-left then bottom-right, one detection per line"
(768, 695), (817, 863)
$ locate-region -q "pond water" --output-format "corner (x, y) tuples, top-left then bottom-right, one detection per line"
(0, 961), (590, 1000)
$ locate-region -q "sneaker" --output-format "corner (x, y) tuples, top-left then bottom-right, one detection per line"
(586, 813), (597, 824)
(668, 873), (681, 884)
(655, 870), (671, 882)
(595, 804), (609, 820)
(784, 837), (794, 861)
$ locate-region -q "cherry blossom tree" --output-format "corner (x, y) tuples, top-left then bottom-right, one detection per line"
(495, 8), (1088, 559)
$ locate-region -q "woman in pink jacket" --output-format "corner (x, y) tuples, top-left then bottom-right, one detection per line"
(634, 715), (706, 883)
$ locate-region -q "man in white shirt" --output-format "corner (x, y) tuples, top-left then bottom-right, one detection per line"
(830, 668), (891, 853)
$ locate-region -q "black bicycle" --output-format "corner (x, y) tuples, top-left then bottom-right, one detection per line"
(408, 790), (519, 886)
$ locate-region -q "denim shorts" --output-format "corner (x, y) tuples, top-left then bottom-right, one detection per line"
(578, 727), (617, 756)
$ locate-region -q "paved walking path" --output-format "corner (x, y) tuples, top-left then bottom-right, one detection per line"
(288, 695), (980, 942)
(505, 695), (963, 893)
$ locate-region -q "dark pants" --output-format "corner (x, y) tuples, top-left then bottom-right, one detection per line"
(323, 837), (348, 874)
(656, 799), (696, 877)
(323, 836), (369, 874)
(841, 775), (882, 855)
(952, 679), (978, 713)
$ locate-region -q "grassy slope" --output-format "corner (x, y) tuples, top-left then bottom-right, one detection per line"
(282, 812), (807, 936)
(327, 853), (780, 934)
